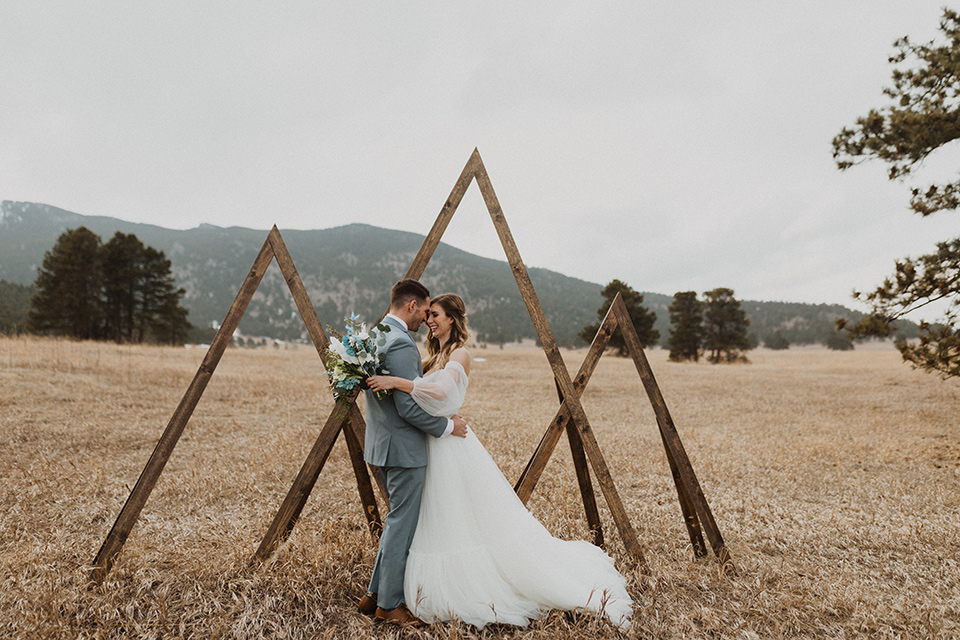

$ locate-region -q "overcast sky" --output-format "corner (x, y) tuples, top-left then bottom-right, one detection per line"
(2, 2), (958, 313)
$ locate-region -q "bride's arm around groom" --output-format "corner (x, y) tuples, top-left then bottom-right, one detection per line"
(360, 279), (465, 626)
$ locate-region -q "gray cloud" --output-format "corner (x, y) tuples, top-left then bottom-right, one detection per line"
(1, 1), (955, 312)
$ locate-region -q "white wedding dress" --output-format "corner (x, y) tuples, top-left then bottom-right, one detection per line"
(402, 361), (633, 629)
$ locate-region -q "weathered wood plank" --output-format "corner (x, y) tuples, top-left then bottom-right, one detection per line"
(560, 396), (646, 563)
(514, 303), (617, 503)
(254, 391), (358, 562)
(659, 422), (707, 557)
(269, 228), (385, 535)
(566, 410), (604, 547)
(268, 227), (330, 356)
(587, 293), (705, 555)
(341, 408), (383, 538)
(405, 149), (481, 280)
(611, 296), (731, 566)
(515, 414), (567, 504)
(546, 378), (604, 547)
(91, 232), (277, 584)
(348, 404), (389, 509)
(472, 153), (645, 564)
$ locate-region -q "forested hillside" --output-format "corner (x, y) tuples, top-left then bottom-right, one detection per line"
(0, 202), (601, 345)
(2, 201), (906, 346)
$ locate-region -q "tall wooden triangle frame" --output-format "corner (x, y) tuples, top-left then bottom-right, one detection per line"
(92, 148), (731, 585)
(251, 149), (731, 567)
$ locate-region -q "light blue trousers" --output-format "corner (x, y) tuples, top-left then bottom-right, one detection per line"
(367, 465), (427, 610)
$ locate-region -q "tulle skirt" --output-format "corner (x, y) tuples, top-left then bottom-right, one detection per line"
(403, 428), (633, 629)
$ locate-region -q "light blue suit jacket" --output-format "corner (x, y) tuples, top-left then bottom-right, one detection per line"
(363, 315), (449, 468)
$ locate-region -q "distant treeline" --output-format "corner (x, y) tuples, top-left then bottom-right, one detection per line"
(8, 227), (195, 344)
(0, 280), (32, 334)
(737, 300), (917, 346)
(0, 202), (919, 347)
(646, 296), (916, 350)
(1, 269), (915, 349)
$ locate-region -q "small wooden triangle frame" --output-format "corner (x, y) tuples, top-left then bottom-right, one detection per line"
(513, 293), (731, 567)
(91, 148), (730, 585)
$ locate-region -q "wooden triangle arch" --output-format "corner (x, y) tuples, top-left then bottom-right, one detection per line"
(91, 227), (386, 584)
(252, 148), (730, 567)
(92, 148), (731, 585)
(513, 292), (732, 566)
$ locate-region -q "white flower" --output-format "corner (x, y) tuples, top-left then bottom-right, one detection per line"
(330, 338), (360, 364)
(329, 339), (346, 359)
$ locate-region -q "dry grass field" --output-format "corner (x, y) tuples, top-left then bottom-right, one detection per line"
(2, 335), (958, 639)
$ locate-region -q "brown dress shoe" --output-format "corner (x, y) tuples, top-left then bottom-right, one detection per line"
(375, 604), (424, 627)
(358, 592), (377, 616)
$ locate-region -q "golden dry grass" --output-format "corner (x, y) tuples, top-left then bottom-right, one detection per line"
(1, 336), (958, 639)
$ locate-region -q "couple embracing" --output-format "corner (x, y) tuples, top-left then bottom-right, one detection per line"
(358, 279), (632, 629)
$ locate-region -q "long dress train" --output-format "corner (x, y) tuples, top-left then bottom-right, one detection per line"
(401, 361), (633, 629)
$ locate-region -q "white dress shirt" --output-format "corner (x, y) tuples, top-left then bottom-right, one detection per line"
(385, 313), (454, 437)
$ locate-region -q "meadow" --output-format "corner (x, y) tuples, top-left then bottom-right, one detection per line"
(1, 336), (958, 639)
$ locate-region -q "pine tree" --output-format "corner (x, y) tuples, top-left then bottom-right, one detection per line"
(137, 246), (192, 343)
(832, 8), (960, 377)
(101, 232), (144, 342)
(825, 331), (854, 351)
(151, 292), (192, 344)
(667, 291), (703, 362)
(702, 288), (751, 363)
(29, 228), (192, 344)
(579, 279), (659, 355)
(28, 227), (104, 340)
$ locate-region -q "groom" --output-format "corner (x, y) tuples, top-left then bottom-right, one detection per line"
(358, 279), (467, 626)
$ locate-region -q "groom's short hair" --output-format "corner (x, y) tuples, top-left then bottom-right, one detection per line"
(390, 279), (430, 308)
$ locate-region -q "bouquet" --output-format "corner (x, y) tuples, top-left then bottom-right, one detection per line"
(324, 313), (392, 400)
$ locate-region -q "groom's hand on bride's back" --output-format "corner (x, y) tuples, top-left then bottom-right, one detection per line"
(452, 415), (468, 438)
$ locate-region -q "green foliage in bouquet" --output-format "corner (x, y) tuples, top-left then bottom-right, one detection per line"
(324, 313), (392, 399)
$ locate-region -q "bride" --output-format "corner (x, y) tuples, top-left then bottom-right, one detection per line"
(366, 293), (633, 629)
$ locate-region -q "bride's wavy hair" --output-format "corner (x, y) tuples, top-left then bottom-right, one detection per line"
(423, 293), (469, 373)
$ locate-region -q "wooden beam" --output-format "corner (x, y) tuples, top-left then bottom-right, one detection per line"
(341, 408), (383, 538)
(600, 295), (706, 557)
(92, 233), (276, 584)
(404, 149), (481, 280)
(347, 405), (389, 509)
(269, 227), (384, 535)
(541, 378), (604, 547)
(611, 295), (731, 566)
(660, 424), (707, 558)
(269, 228), (330, 356)
(472, 152), (645, 564)
(514, 302), (617, 503)
(93, 226), (393, 581)
(565, 404), (604, 548)
(254, 391), (358, 562)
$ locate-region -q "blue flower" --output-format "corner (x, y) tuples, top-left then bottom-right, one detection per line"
(325, 312), (393, 400)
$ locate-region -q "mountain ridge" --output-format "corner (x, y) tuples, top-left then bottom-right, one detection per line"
(1, 200), (881, 345)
